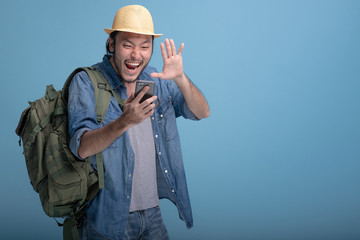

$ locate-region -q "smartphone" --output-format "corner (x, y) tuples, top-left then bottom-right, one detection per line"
(134, 80), (155, 103)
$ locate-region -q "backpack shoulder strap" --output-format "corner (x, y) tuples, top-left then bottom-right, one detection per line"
(81, 67), (111, 125)
(63, 67), (124, 190)
(84, 67), (126, 189)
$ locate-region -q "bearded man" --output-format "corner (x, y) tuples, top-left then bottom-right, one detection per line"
(68, 5), (209, 240)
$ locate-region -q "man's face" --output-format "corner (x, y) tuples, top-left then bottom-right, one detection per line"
(109, 31), (153, 83)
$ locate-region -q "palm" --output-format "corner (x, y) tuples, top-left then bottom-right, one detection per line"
(151, 39), (184, 81)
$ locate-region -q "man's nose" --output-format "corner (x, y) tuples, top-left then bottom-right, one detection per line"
(131, 48), (140, 59)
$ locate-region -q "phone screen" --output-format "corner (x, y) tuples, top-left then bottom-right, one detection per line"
(134, 80), (155, 103)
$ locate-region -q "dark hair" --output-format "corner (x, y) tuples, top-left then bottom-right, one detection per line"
(105, 32), (155, 55)
(106, 31), (119, 55)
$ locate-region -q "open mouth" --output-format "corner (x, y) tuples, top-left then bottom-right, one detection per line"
(125, 61), (142, 70)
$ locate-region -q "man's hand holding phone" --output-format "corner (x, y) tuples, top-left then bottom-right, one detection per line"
(134, 80), (155, 103)
(120, 81), (157, 128)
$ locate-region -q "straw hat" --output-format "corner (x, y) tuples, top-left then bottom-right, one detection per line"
(104, 5), (162, 38)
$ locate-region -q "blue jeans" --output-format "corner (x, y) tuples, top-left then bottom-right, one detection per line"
(78, 206), (170, 240)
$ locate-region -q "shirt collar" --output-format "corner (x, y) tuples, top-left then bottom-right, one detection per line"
(101, 55), (124, 89)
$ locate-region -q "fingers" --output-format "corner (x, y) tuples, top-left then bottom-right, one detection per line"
(160, 42), (167, 61)
(140, 95), (157, 112)
(165, 39), (172, 58)
(177, 43), (184, 55)
(133, 85), (149, 103)
(122, 91), (157, 125)
(170, 39), (176, 56)
(150, 72), (164, 79)
(141, 95), (157, 107)
(138, 96), (157, 120)
(132, 85), (158, 110)
(162, 38), (184, 58)
(124, 94), (134, 104)
(125, 86), (148, 105)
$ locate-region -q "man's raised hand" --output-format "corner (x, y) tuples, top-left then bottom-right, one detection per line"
(150, 38), (185, 82)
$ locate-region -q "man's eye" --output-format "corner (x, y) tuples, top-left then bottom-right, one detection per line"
(142, 46), (149, 50)
(124, 44), (132, 48)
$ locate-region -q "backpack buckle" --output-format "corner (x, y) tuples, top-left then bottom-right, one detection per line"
(97, 83), (107, 90)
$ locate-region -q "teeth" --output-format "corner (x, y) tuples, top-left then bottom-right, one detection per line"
(126, 62), (140, 67)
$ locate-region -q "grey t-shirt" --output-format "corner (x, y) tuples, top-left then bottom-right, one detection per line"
(128, 117), (159, 212)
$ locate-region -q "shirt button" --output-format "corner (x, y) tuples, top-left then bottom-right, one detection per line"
(127, 196), (130, 199)
(151, 117), (155, 120)
(128, 174), (132, 177)
(158, 152), (162, 155)
(164, 170), (168, 173)
(160, 114), (163, 118)
(155, 134), (158, 138)
(171, 189), (175, 193)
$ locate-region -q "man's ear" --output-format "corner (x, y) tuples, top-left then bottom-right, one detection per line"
(108, 36), (114, 52)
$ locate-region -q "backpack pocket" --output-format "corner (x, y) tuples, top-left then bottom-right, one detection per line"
(16, 103), (49, 192)
(42, 129), (97, 217)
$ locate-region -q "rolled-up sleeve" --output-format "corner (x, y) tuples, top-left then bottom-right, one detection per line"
(68, 71), (100, 159)
(167, 79), (199, 121)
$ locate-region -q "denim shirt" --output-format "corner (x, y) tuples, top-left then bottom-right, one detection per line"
(68, 55), (197, 239)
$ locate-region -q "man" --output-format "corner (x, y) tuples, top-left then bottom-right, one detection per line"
(68, 5), (209, 240)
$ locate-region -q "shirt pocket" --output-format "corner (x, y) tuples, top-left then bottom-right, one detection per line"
(156, 97), (178, 141)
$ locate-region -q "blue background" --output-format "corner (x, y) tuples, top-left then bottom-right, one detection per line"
(1, 0), (360, 239)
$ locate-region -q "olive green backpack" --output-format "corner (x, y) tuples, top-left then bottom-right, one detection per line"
(15, 67), (123, 240)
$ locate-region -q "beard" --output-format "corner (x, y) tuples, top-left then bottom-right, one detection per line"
(112, 49), (152, 84)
